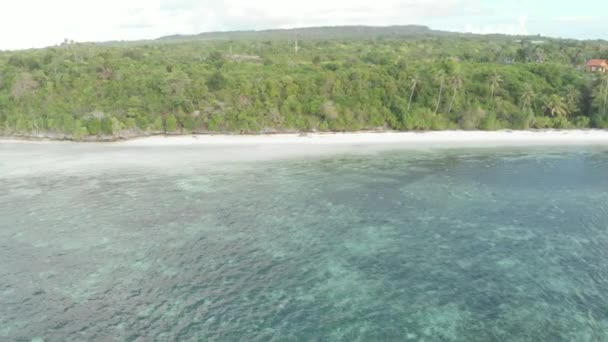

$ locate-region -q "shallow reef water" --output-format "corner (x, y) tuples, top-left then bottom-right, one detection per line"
(2, 144), (608, 341)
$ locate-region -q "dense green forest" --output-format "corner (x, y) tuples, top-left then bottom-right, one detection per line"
(2, 25), (608, 140)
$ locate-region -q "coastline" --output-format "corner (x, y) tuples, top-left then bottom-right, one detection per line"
(4, 129), (608, 178)
(4, 130), (608, 147)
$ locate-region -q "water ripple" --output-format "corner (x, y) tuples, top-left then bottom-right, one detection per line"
(2, 148), (608, 340)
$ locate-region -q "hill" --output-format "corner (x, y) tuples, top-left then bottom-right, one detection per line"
(156, 25), (453, 42)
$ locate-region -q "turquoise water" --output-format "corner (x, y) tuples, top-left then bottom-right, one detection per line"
(2, 144), (608, 341)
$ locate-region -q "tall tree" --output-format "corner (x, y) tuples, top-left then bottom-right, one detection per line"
(520, 85), (536, 113)
(603, 77), (608, 116)
(564, 85), (581, 115)
(543, 95), (569, 117)
(434, 70), (447, 114)
(489, 72), (503, 103)
(408, 76), (419, 111)
(447, 74), (463, 115)
(593, 76), (608, 116)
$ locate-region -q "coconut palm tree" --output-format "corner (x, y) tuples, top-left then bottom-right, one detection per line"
(564, 85), (581, 114)
(434, 70), (447, 114)
(603, 77), (608, 115)
(520, 85), (536, 113)
(592, 76), (608, 116)
(604, 76), (608, 115)
(447, 75), (463, 115)
(408, 76), (419, 111)
(543, 95), (569, 117)
(489, 72), (503, 103)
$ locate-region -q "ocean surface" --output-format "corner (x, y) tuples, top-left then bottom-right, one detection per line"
(2, 143), (608, 341)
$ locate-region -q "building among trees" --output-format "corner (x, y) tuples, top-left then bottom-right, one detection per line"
(586, 59), (608, 72)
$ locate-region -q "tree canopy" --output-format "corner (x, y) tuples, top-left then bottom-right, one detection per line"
(1, 26), (607, 140)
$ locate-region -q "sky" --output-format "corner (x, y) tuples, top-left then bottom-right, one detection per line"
(0, 0), (606, 50)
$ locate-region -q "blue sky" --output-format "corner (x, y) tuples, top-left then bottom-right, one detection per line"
(0, 0), (605, 50)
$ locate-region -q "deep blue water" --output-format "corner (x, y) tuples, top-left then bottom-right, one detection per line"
(2, 145), (608, 341)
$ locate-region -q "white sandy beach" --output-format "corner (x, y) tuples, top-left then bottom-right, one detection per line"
(3, 130), (608, 178)
(4, 130), (608, 148)
(115, 130), (608, 147)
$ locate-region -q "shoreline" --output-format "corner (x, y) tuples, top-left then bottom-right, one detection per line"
(4, 130), (608, 177)
(3, 130), (608, 147)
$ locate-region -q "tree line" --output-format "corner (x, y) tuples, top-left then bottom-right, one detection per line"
(1, 31), (608, 139)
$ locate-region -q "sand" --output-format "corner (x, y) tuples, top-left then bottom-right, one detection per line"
(3, 130), (608, 148)
(3, 130), (608, 177)
(115, 130), (608, 147)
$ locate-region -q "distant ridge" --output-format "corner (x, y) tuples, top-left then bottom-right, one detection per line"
(99, 25), (602, 48)
(156, 25), (458, 42)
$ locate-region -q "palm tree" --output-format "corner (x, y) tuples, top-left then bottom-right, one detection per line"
(592, 76), (608, 116)
(564, 85), (581, 115)
(520, 85), (536, 113)
(407, 76), (419, 111)
(447, 75), (463, 115)
(543, 95), (569, 117)
(489, 72), (503, 103)
(603, 77), (608, 116)
(434, 70), (447, 114)
(604, 77), (608, 115)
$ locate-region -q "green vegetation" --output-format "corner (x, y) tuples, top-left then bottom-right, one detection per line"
(1, 25), (608, 140)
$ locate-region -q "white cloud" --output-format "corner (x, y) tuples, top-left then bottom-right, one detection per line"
(464, 15), (529, 35)
(0, 0), (481, 50)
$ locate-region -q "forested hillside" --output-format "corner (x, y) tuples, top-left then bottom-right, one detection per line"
(1, 26), (608, 140)
(157, 25), (448, 42)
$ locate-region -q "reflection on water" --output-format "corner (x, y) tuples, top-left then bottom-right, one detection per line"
(2, 145), (608, 340)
